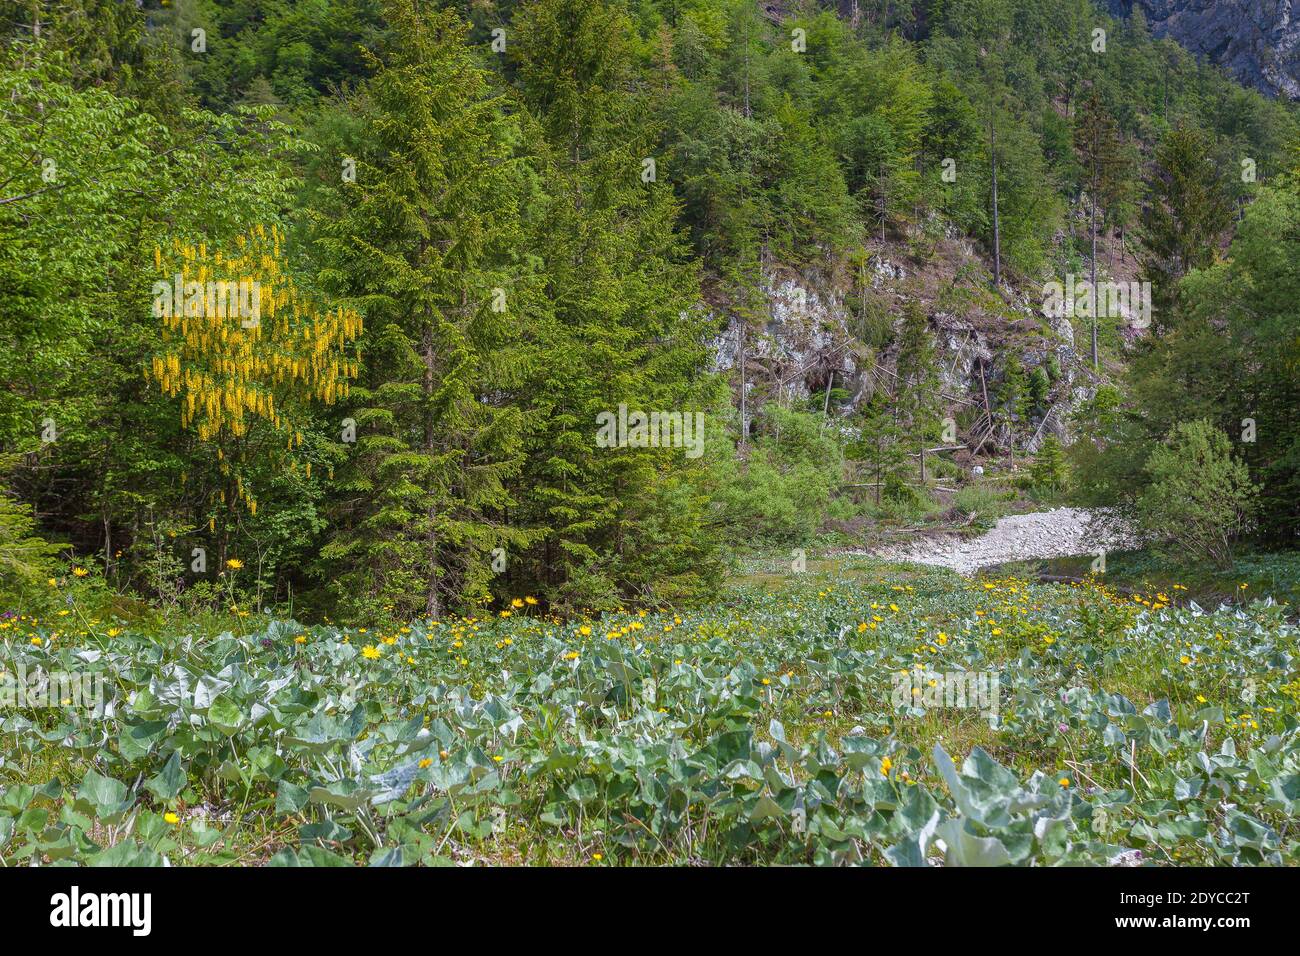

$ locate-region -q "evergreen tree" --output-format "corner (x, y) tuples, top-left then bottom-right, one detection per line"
(852, 385), (907, 506)
(1140, 126), (1233, 326)
(1030, 433), (1069, 492)
(997, 353), (1028, 458)
(893, 302), (942, 482)
(1074, 90), (1125, 368)
(510, 0), (718, 611)
(315, 0), (533, 619)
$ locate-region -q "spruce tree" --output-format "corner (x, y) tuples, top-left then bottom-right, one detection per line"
(510, 0), (717, 611)
(893, 302), (942, 483)
(315, 0), (533, 619)
(1140, 126), (1233, 327)
(1074, 90), (1125, 368)
(852, 386), (907, 506)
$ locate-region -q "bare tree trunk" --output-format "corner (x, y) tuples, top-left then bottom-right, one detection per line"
(422, 318), (440, 619)
(1090, 155), (1099, 371)
(989, 98), (1001, 290)
(738, 318), (747, 450)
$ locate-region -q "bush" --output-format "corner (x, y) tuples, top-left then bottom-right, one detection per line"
(1029, 434), (1069, 493)
(715, 408), (849, 548)
(1137, 420), (1258, 567)
(951, 484), (1005, 520)
(0, 490), (64, 598)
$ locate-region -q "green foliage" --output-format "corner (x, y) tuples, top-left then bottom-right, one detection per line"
(1137, 420), (1259, 568)
(951, 483), (1011, 524)
(1079, 176), (1300, 549)
(1029, 434), (1069, 493)
(0, 489), (63, 594)
(312, 0), (534, 620)
(715, 406), (845, 547)
(3, 0), (1298, 621)
(3, 571), (1297, 865)
(1140, 126), (1234, 323)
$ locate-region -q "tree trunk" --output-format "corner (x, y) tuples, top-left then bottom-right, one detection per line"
(422, 319), (440, 619)
(738, 318), (748, 449)
(989, 99), (1001, 290)
(1090, 154), (1099, 371)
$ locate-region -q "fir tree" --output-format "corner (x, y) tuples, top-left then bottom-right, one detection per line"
(315, 0), (534, 619)
(510, 0), (717, 611)
(1140, 126), (1233, 326)
(1074, 90), (1125, 368)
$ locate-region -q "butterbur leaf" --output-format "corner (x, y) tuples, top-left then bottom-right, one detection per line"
(145, 752), (186, 801)
(749, 794), (786, 820)
(207, 695), (246, 734)
(76, 769), (131, 818)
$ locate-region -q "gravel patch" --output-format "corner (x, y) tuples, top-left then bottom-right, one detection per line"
(865, 507), (1133, 576)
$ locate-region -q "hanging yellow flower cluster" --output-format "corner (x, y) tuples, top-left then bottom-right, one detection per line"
(146, 224), (362, 514)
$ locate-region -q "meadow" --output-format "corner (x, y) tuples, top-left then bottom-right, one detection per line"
(2, 561), (1296, 866)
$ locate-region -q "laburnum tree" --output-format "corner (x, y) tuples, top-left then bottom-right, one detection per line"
(0, 35), (316, 597)
(313, 0), (536, 620)
(146, 225), (362, 520)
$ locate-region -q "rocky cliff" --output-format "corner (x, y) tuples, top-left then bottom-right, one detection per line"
(1109, 0), (1300, 99)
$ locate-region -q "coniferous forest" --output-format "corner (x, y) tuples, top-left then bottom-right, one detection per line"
(1, 0), (1299, 880)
